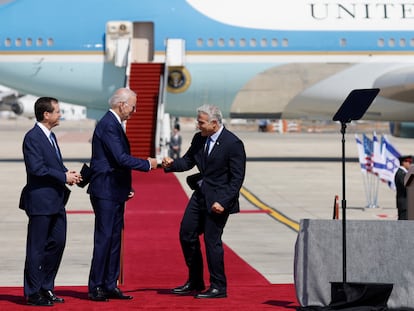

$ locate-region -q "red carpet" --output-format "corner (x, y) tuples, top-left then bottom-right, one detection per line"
(0, 170), (298, 310)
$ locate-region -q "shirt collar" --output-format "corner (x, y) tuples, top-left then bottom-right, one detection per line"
(209, 125), (223, 143)
(36, 122), (51, 138)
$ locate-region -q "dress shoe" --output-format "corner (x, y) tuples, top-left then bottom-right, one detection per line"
(40, 289), (65, 303)
(195, 287), (227, 299)
(171, 281), (205, 294)
(105, 287), (133, 300)
(88, 287), (108, 302)
(27, 293), (54, 306)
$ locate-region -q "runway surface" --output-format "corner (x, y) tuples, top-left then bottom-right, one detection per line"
(0, 117), (412, 287)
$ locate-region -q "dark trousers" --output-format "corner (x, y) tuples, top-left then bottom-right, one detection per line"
(88, 196), (124, 292)
(24, 210), (67, 297)
(179, 192), (229, 291)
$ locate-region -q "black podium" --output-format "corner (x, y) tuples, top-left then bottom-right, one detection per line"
(329, 89), (393, 309)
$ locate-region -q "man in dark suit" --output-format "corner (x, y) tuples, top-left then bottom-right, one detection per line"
(87, 88), (158, 302)
(20, 97), (82, 306)
(162, 104), (246, 299)
(395, 155), (412, 220)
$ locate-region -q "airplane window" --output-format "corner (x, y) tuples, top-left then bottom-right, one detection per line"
(282, 39), (288, 47)
(377, 38), (385, 47)
(388, 38), (395, 47)
(228, 38), (235, 47)
(4, 38), (11, 47)
(340, 38), (347, 47)
(218, 38), (225, 47)
(47, 38), (54, 47)
(399, 38), (406, 47)
(26, 38), (32, 47)
(410, 39), (414, 47)
(196, 38), (203, 47)
(37, 38), (43, 47)
(250, 39), (257, 47)
(15, 38), (22, 47)
(207, 38), (214, 47)
(260, 39), (267, 47)
(271, 39), (278, 47)
(239, 38), (246, 47)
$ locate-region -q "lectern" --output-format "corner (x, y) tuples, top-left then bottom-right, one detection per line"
(329, 88), (393, 309)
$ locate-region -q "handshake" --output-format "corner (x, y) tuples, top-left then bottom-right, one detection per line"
(161, 157), (174, 168)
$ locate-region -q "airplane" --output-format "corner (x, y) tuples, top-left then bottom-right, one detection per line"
(1, 0), (414, 138)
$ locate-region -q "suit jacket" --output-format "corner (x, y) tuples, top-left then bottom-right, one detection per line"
(395, 167), (407, 209)
(20, 124), (70, 215)
(166, 127), (246, 214)
(87, 111), (150, 202)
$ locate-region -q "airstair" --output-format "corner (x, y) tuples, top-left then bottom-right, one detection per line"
(105, 21), (186, 161)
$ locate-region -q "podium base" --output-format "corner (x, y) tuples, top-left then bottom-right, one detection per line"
(330, 282), (393, 309)
(296, 282), (393, 311)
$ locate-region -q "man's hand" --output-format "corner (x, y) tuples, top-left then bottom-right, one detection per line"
(148, 157), (158, 169)
(211, 202), (225, 214)
(66, 171), (82, 185)
(161, 157), (174, 168)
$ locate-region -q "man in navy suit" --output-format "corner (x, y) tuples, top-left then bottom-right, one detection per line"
(20, 97), (82, 306)
(87, 88), (158, 301)
(162, 104), (246, 299)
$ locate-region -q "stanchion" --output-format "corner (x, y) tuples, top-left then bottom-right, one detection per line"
(332, 195), (339, 220)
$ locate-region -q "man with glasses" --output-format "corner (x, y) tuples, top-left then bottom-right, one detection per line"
(87, 88), (157, 301)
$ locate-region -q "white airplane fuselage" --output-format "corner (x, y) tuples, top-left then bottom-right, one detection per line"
(1, 0), (414, 129)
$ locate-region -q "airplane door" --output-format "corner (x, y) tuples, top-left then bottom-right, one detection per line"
(131, 22), (154, 63)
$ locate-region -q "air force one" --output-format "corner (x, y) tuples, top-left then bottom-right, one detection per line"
(1, 0), (414, 137)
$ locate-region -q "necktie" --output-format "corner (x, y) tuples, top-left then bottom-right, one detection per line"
(205, 137), (212, 156)
(49, 133), (61, 160)
(203, 137), (211, 169)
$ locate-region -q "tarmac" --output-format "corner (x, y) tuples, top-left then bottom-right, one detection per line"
(1, 117), (412, 287)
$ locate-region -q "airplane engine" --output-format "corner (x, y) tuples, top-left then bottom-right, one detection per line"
(389, 121), (414, 138)
(11, 101), (23, 115)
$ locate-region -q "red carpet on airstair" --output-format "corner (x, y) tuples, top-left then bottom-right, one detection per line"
(0, 170), (298, 310)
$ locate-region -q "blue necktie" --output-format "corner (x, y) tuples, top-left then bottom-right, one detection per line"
(49, 133), (61, 160)
(205, 137), (212, 156)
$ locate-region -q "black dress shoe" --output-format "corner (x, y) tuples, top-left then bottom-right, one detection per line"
(27, 293), (54, 306)
(105, 287), (133, 300)
(40, 289), (65, 303)
(171, 281), (205, 294)
(88, 287), (108, 302)
(195, 288), (227, 299)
